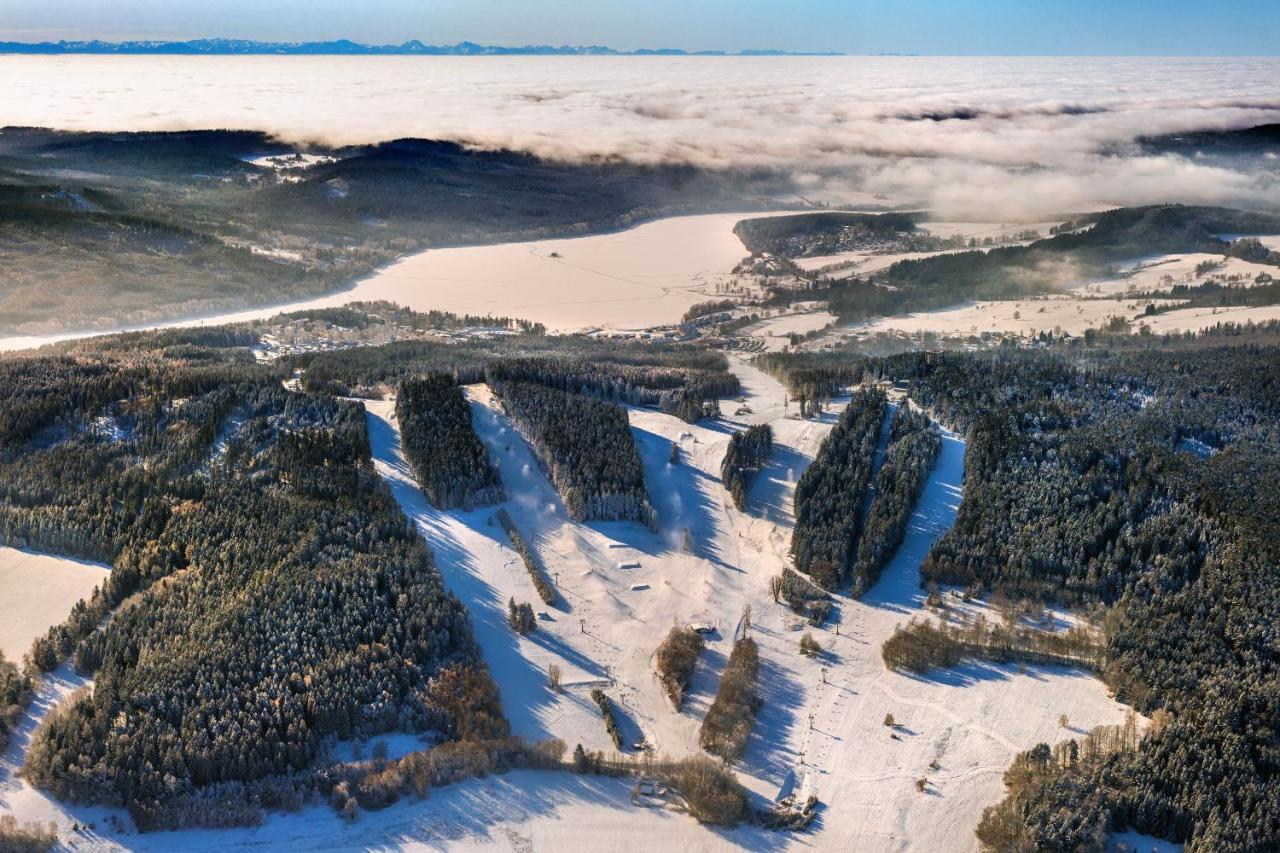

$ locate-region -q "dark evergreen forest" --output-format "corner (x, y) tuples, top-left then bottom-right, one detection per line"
(850, 406), (939, 596)
(0, 333), (505, 828)
(489, 380), (656, 526)
(766, 340), (1280, 851)
(790, 389), (886, 589)
(396, 373), (505, 509)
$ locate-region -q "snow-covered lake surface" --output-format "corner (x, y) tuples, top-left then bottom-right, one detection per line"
(0, 210), (786, 352)
(290, 211), (784, 333)
(0, 546), (110, 661)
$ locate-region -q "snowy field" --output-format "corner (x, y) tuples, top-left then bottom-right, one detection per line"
(1076, 252), (1279, 298)
(241, 152), (337, 171)
(736, 311), (836, 351)
(1132, 303), (1280, 334)
(792, 247), (975, 275)
(790, 220), (1060, 275)
(839, 268), (1280, 343)
(0, 664), (129, 849)
(915, 221), (1062, 243)
(835, 244), (1280, 342)
(842, 295), (1160, 340)
(0, 546), (110, 660)
(796, 235), (1280, 348)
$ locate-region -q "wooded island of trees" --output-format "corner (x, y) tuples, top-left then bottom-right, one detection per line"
(790, 388), (886, 589)
(850, 406), (940, 595)
(395, 373), (505, 509)
(720, 424), (773, 510)
(490, 380), (657, 527)
(698, 637), (760, 761)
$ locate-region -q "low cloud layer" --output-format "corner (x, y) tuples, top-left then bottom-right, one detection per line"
(4, 55), (1278, 217)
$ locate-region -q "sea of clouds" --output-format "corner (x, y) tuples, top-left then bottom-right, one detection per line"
(4, 55), (1278, 217)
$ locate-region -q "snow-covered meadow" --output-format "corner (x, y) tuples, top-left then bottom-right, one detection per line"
(834, 242), (1280, 343)
(0, 547), (110, 661)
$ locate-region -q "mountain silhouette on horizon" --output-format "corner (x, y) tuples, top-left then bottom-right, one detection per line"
(0, 38), (841, 56)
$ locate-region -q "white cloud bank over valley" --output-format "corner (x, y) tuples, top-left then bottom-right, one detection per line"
(4, 55), (1278, 216)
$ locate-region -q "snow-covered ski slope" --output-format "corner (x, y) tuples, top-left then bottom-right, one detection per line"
(357, 359), (1138, 851)
(0, 358), (1140, 851)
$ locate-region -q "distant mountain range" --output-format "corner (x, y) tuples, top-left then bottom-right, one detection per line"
(0, 38), (841, 56)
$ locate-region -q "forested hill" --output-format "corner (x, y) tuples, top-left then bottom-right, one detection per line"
(763, 342), (1280, 850)
(0, 333), (506, 828)
(733, 211), (918, 256)
(293, 334), (737, 423)
(0, 311), (765, 831)
(1139, 122), (1280, 169)
(799, 204), (1280, 323)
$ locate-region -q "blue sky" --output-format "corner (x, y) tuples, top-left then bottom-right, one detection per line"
(1, 0), (1277, 55)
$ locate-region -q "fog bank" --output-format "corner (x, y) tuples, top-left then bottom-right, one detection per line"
(4, 55), (1278, 216)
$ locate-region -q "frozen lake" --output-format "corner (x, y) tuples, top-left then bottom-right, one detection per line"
(0, 210), (788, 350)
(260, 210), (785, 333)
